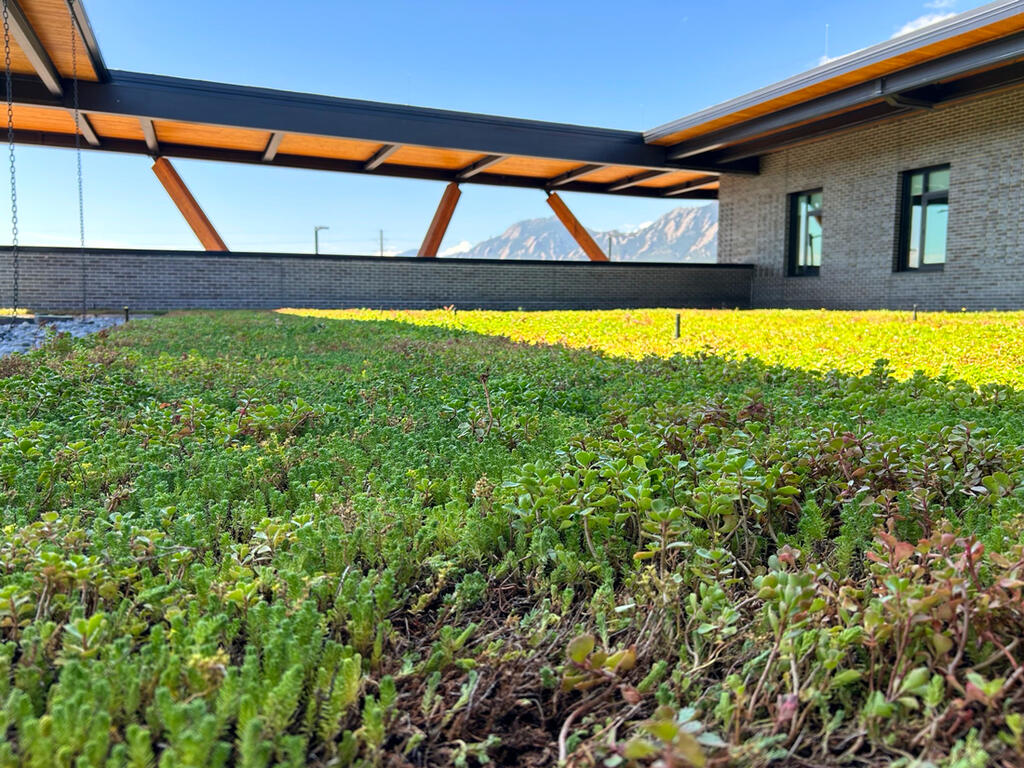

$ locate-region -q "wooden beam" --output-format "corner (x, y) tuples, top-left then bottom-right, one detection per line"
(262, 131), (283, 162)
(364, 143), (400, 170)
(140, 118), (159, 154)
(151, 157), (228, 251)
(545, 191), (608, 262)
(418, 182), (461, 258)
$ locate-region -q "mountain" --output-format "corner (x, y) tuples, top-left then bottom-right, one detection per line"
(398, 204), (718, 262)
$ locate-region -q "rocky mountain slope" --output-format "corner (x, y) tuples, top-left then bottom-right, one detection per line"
(400, 204), (718, 262)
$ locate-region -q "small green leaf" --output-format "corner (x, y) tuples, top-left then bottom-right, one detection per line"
(567, 634), (595, 664)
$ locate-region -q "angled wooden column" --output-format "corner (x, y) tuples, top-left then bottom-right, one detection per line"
(151, 157), (228, 251)
(545, 192), (608, 262)
(418, 182), (462, 257)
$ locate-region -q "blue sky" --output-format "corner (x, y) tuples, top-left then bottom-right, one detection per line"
(11, 0), (970, 255)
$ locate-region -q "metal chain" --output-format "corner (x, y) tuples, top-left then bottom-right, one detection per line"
(3, 0), (18, 318)
(69, 0), (85, 316)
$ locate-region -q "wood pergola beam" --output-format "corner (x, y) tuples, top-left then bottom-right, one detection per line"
(151, 156), (228, 251)
(545, 191), (608, 262)
(418, 182), (461, 258)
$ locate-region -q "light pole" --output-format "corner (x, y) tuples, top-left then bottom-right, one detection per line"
(314, 225), (329, 254)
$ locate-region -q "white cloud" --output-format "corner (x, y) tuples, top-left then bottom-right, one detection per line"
(893, 12), (956, 37)
(817, 54), (840, 66)
(439, 240), (472, 256)
(924, 0), (956, 8)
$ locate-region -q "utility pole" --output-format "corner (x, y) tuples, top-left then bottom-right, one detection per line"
(607, 235), (613, 260)
(313, 225), (329, 254)
(379, 229), (384, 257)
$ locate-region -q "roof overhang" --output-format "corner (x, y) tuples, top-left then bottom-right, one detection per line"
(646, 0), (1024, 167)
(8, 68), (755, 198)
(2, 0), (755, 200)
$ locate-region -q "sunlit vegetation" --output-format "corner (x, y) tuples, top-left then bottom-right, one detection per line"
(2, 309), (1024, 766)
(284, 307), (1024, 389)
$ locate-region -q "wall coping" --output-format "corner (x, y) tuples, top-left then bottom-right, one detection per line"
(0, 246), (755, 270)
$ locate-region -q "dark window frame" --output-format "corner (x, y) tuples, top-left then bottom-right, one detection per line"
(896, 164), (949, 273)
(787, 188), (824, 277)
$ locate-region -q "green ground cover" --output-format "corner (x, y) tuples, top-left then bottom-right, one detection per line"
(1, 309), (1023, 767)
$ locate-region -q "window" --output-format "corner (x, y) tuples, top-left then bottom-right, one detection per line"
(787, 189), (823, 276)
(898, 165), (949, 271)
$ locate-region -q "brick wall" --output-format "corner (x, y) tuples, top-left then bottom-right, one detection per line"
(0, 248), (754, 312)
(718, 86), (1024, 310)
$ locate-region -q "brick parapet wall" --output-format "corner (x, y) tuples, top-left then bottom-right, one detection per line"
(0, 248), (754, 312)
(717, 86), (1024, 310)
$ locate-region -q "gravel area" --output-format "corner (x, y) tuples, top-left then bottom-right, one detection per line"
(0, 315), (126, 357)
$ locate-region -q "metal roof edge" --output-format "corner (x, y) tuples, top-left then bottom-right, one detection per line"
(644, 0), (1024, 142)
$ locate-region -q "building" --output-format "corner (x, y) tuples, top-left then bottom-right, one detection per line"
(646, 2), (1024, 310)
(1, 0), (1022, 311)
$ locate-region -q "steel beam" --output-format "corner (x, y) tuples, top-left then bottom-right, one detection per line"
(77, 112), (100, 146)
(418, 182), (461, 258)
(140, 117), (158, 154)
(664, 175), (719, 196)
(666, 30), (1024, 160)
(547, 164), (604, 187)
(262, 131), (283, 162)
(607, 169), (673, 192)
(364, 143), (399, 170)
(7, 0), (62, 96)
(709, 101), (908, 163)
(7, 69), (756, 175)
(456, 154), (505, 179)
(883, 93), (935, 109)
(545, 192), (608, 262)
(151, 157), (227, 251)
(65, 0), (109, 81)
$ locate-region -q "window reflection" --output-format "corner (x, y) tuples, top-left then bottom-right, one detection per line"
(900, 166), (949, 270)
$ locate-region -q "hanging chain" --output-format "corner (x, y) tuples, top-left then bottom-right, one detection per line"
(3, 0), (18, 318)
(69, 0), (85, 315)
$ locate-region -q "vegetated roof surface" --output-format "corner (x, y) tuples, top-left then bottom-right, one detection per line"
(2, 309), (1024, 766)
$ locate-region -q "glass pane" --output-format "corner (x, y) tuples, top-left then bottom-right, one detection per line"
(806, 198), (822, 267)
(796, 197), (809, 268)
(922, 198), (948, 264)
(909, 172), (925, 196)
(907, 202), (922, 269)
(928, 167), (949, 193)
(791, 190), (823, 272)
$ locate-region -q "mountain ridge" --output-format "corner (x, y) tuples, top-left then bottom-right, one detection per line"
(399, 204), (718, 262)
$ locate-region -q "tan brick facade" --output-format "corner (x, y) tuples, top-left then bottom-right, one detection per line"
(717, 86), (1024, 310)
